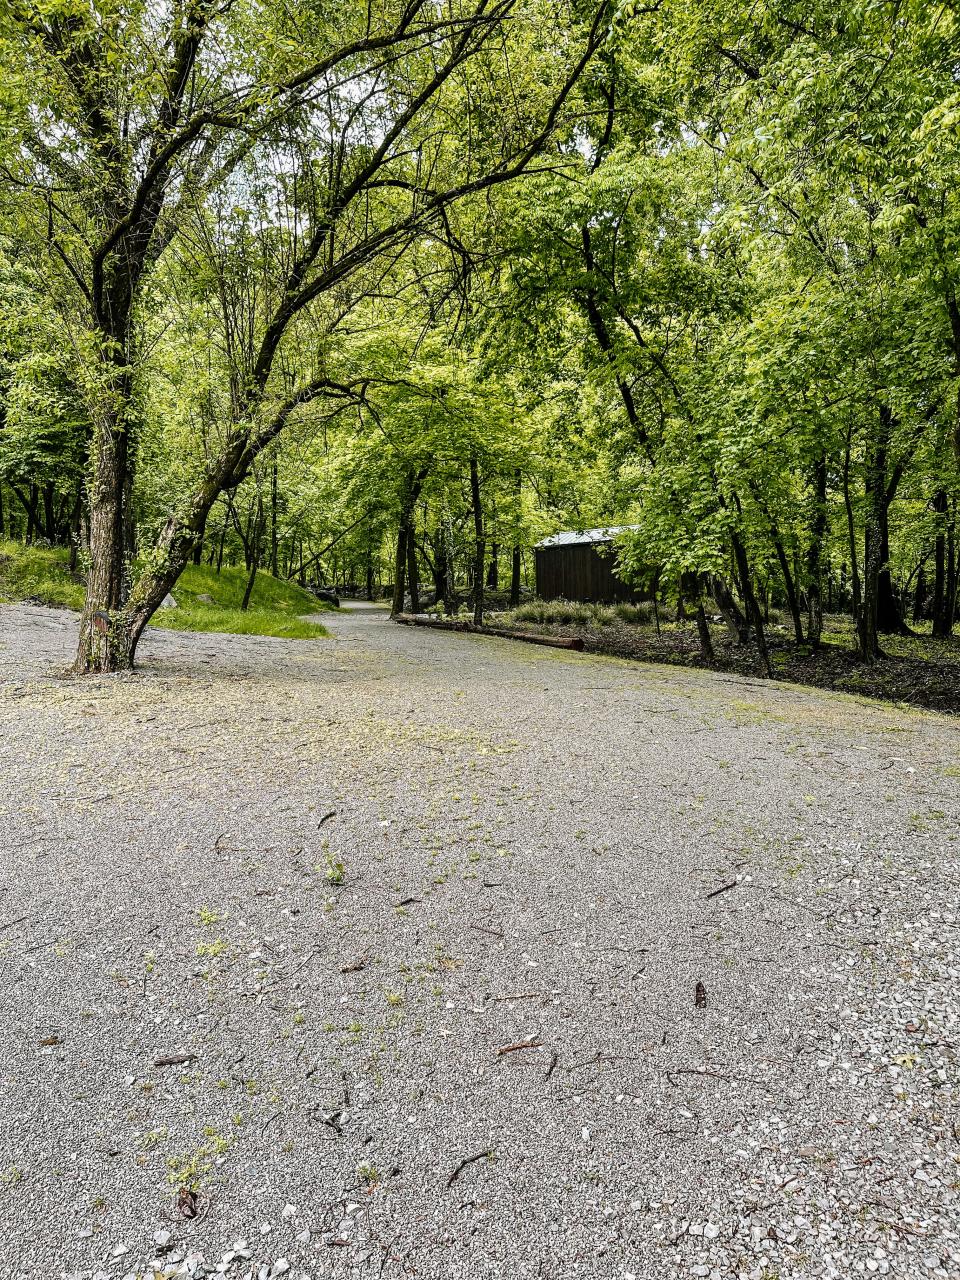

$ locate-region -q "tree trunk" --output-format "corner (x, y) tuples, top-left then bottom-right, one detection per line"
(913, 561), (927, 624)
(932, 488), (951, 637)
(391, 469), (427, 616)
(406, 525), (420, 614)
(42, 483), (56, 544)
(0, 481), (5, 540)
(509, 545), (522, 608)
(270, 459), (279, 576)
(876, 510), (910, 635)
(771, 534), (804, 645)
(74, 395), (137, 673)
(857, 410), (888, 660)
(486, 542), (499, 590)
(366, 552), (374, 601)
(731, 530), (771, 676)
(948, 501), (958, 633)
(470, 454), (485, 626)
(683, 572), (713, 662)
(842, 431), (862, 630)
(240, 498), (264, 610)
(391, 524), (406, 616)
(68, 483), (83, 572)
(434, 522), (450, 611)
(26, 482), (38, 543)
(712, 575), (750, 644)
(806, 453), (827, 648)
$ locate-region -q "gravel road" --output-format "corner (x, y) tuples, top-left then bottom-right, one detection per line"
(0, 601), (958, 1280)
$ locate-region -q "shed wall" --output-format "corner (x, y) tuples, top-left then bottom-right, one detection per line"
(534, 543), (638, 603)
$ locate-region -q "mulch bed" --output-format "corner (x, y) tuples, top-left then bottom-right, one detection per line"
(486, 617), (960, 715)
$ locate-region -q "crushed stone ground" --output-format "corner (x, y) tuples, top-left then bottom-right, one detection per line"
(0, 601), (957, 1280)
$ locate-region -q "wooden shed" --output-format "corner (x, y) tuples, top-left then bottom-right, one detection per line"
(534, 527), (640, 603)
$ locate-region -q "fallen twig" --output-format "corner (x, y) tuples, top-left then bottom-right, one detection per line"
(705, 880), (739, 900)
(446, 1150), (493, 1187)
(662, 1066), (771, 1090)
(496, 1038), (544, 1056)
(154, 1053), (197, 1068)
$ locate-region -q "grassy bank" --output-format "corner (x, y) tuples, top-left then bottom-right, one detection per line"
(0, 541), (329, 640)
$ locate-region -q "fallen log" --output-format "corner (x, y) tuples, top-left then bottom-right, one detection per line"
(393, 613), (585, 651)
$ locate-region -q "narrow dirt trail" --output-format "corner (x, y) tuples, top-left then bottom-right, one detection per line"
(0, 601), (957, 1279)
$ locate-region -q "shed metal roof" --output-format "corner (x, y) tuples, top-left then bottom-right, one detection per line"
(535, 525), (638, 549)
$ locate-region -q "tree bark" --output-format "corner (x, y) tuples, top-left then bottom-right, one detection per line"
(74, 385), (138, 673)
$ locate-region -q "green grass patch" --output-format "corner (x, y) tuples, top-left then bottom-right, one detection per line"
(0, 539), (85, 609)
(171, 561), (328, 614)
(0, 541), (328, 640)
(151, 602), (327, 639)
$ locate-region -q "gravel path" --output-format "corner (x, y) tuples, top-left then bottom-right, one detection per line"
(0, 601), (958, 1280)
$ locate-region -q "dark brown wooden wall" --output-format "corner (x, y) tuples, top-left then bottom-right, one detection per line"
(534, 543), (638, 603)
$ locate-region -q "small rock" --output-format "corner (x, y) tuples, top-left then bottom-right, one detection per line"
(161, 593), (177, 609)
(271, 1262), (290, 1277)
(111, 1244), (130, 1258)
(281, 1204), (298, 1221)
(154, 1229), (173, 1247)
